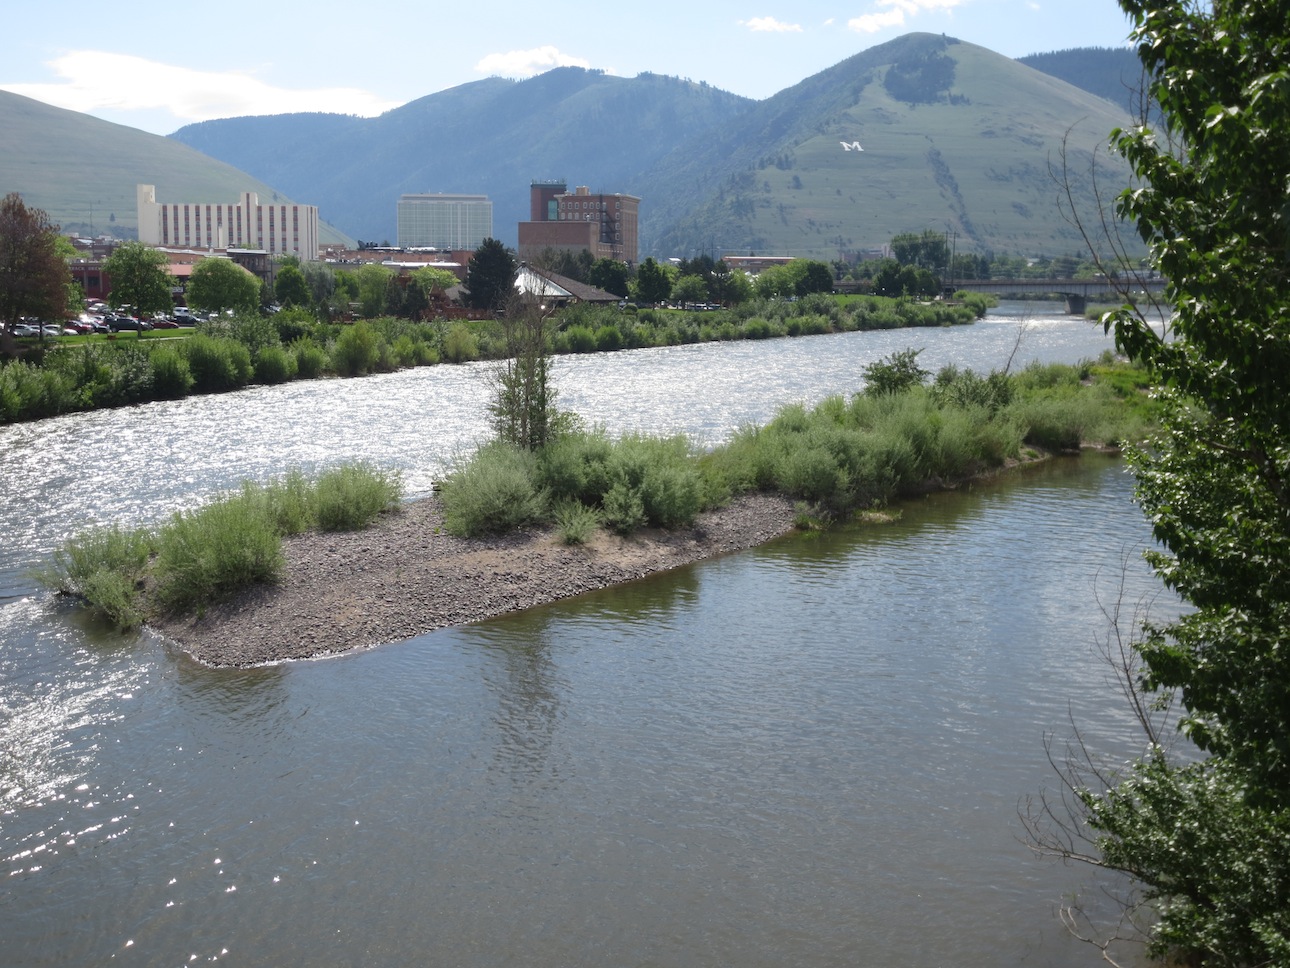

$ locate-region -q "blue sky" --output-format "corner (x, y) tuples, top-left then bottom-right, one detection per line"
(2, 0), (1136, 136)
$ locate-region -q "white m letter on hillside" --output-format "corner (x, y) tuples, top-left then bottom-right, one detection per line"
(840, 141), (864, 152)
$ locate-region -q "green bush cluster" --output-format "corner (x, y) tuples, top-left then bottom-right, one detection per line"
(1, 310), (452, 424)
(4, 292), (994, 426)
(440, 429), (707, 538)
(37, 462), (404, 627)
(440, 356), (1151, 536)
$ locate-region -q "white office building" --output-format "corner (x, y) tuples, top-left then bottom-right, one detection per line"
(396, 193), (492, 250)
(136, 184), (319, 259)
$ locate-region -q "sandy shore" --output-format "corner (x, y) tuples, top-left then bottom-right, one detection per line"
(149, 492), (800, 667)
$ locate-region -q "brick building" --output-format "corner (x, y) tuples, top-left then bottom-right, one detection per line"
(517, 180), (639, 266)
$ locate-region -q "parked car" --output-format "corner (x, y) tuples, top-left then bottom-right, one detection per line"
(11, 323), (38, 337)
(108, 315), (151, 332)
(171, 307), (197, 324)
(152, 318), (179, 329)
(41, 324), (63, 337)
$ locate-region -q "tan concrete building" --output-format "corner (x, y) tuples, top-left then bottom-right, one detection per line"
(136, 184), (319, 260)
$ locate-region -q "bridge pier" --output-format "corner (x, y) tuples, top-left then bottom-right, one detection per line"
(1064, 293), (1087, 315)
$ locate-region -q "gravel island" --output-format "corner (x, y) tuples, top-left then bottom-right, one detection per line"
(150, 492), (800, 667)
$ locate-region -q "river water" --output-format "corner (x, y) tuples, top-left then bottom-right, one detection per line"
(1, 306), (1168, 966)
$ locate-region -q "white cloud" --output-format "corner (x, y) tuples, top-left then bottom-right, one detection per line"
(847, 0), (962, 34)
(741, 17), (804, 32)
(473, 45), (591, 78)
(1, 50), (402, 123)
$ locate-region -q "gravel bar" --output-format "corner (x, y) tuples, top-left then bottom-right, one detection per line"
(149, 492), (800, 667)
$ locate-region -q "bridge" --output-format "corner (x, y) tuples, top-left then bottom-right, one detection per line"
(947, 277), (1167, 314)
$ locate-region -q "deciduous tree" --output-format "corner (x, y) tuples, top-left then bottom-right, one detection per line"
(0, 193), (69, 331)
(187, 257), (260, 315)
(103, 241), (173, 319)
(1039, 2), (1290, 962)
(632, 257), (672, 306)
(274, 264), (311, 309)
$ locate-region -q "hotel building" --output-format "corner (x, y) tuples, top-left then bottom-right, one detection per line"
(135, 184), (319, 260)
(396, 193), (492, 250)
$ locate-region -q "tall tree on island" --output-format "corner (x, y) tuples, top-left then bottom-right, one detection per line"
(1033, 1), (1290, 963)
(0, 193), (69, 331)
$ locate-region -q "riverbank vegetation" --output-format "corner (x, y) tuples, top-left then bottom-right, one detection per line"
(37, 463), (402, 630)
(0, 291), (993, 425)
(439, 351), (1155, 539)
(39, 353), (1152, 632)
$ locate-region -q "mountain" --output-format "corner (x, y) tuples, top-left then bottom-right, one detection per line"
(170, 35), (1137, 261)
(639, 33), (1138, 260)
(0, 90), (353, 245)
(171, 70), (753, 248)
(1018, 46), (1144, 117)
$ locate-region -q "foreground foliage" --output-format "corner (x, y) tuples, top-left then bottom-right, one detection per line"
(37, 463), (402, 629)
(1039, 2), (1290, 963)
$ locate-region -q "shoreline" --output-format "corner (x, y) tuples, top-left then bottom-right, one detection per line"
(149, 491), (801, 668)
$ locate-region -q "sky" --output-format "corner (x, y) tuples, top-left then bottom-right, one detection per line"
(1, 0), (1135, 137)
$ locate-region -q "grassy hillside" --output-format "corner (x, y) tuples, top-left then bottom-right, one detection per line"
(1018, 47), (1144, 116)
(645, 34), (1139, 261)
(0, 91), (354, 245)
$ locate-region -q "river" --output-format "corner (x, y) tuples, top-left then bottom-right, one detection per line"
(1, 305), (1167, 966)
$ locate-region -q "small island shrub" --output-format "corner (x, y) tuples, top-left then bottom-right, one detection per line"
(151, 493), (285, 614)
(537, 429), (617, 506)
(312, 463), (403, 531)
(552, 498), (601, 544)
(34, 522), (156, 630)
(602, 481), (647, 534)
(602, 434), (704, 529)
(439, 441), (546, 536)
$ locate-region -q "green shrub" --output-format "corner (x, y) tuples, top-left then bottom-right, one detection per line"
(439, 442), (547, 536)
(332, 321), (381, 376)
(552, 499), (601, 544)
(254, 345), (298, 385)
(33, 522), (156, 630)
(602, 481), (646, 534)
(442, 323), (479, 363)
(291, 338), (330, 378)
(563, 325), (597, 353)
(150, 346), (195, 399)
(594, 324), (623, 352)
(312, 463), (403, 531)
(603, 434), (704, 529)
(151, 493), (285, 614)
(182, 334), (254, 392)
(537, 429), (616, 505)
(240, 469), (315, 536)
(0, 360), (73, 422)
(775, 444), (847, 503)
